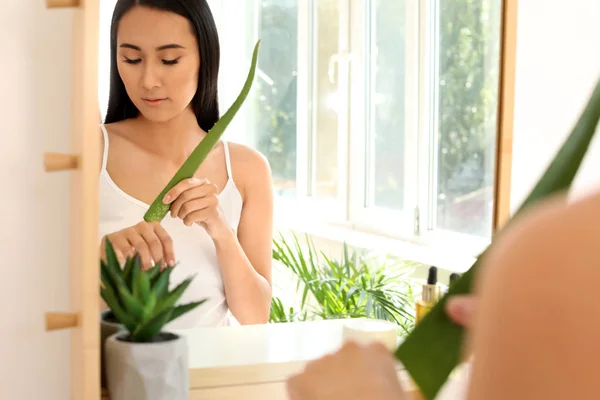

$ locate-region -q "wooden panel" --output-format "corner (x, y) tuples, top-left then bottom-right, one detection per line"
(69, 0), (100, 399)
(493, 0), (519, 231)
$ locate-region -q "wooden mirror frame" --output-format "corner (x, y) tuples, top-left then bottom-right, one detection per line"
(44, 0), (100, 399)
(40, 0), (518, 398)
(492, 0), (519, 232)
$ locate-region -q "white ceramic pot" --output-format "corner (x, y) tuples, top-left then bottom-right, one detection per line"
(105, 331), (189, 400)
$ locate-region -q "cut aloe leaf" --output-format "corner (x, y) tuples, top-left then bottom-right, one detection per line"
(144, 40), (261, 222)
(396, 77), (600, 400)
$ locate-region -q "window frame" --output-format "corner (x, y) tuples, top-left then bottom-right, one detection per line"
(226, 0), (515, 259)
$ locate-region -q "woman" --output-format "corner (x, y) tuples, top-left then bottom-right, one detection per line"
(287, 191), (600, 399)
(99, 0), (273, 328)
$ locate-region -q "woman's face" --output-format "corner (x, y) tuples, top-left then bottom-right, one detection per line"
(116, 6), (200, 123)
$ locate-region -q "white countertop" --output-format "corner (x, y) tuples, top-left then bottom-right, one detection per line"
(175, 318), (405, 389)
(179, 319), (355, 369)
(175, 318), (468, 399)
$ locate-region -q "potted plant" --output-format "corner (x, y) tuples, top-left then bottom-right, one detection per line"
(100, 239), (206, 400)
(100, 253), (168, 388)
(100, 255), (166, 388)
(269, 232), (416, 336)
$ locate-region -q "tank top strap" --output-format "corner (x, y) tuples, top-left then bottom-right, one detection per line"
(223, 140), (233, 179)
(99, 124), (109, 172)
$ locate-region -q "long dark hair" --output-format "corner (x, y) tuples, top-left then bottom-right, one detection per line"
(103, 0), (220, 132)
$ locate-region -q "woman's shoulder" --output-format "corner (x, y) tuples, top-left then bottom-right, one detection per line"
(227, 141), (271, 173)
(226, 141), (272, 195)
(481, 191), (600, 285)
(102, 120), (134, 141)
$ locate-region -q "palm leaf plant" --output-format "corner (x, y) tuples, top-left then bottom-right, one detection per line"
(270, 232), (416, 336)
(100, 238), (206, 342)
(396, 76), (600, 399)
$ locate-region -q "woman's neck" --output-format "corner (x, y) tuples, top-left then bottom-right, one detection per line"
(133, 109), (206, 164)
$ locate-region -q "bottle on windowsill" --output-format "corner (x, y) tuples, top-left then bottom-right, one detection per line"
(415, 266), (441, 324)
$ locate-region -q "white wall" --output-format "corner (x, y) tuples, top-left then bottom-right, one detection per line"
(0, 3), (73, 399)
(510, 0), (600, 212)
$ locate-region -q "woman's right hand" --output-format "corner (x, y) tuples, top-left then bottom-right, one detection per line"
(100, 221), (175, 270)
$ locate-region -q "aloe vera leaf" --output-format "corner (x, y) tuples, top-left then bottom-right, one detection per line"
(396, 77), (600, 400)
(143, 39), (262, 223)
(100, 260), (116, 292)
(147, 263), (161, 283)
(103, 238), (121, 276)
(133, 263), (151, 304)
(132, 307), (174, 342)
(117, 284), (145, 320)
(141, 291), (157, 322)
(151, 266), (173, 298)
(121, 256), (134, 287)
(152, 275), (196, 317)
(167, 299), (207, 323)
(101, 286), (136, 331)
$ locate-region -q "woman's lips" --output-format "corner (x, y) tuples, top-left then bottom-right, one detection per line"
(143, 98), (167, 107)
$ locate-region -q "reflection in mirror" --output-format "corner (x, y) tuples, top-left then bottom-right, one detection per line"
(96, 0), (507, 398)
(96, 0), (505, 331)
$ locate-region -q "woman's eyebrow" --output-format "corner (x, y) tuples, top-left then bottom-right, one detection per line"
(119, 43), (185, 51)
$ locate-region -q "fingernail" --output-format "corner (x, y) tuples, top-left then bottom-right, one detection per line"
(168, 259), (175, 267)
(163, 194), (171, 204)
(188, 178), (198, 184)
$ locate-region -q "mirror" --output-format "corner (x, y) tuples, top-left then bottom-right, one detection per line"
(96, 0), (512, 398)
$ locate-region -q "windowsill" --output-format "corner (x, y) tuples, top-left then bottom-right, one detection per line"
(274, 216), (478, 276)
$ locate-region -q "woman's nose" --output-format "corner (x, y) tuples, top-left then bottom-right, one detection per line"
(141, 64), (161, 90)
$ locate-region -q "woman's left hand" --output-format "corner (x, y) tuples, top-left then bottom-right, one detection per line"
(162, 177), (230, 239)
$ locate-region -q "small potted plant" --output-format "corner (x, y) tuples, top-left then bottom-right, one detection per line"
(100, 255), (167, 388)
(101, 239), (206, 400)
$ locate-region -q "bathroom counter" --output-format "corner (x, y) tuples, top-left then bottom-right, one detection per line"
(102, 319), (438, 400)
(178, 318), (423, 400)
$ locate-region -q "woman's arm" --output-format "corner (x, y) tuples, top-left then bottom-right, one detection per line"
(467, 193), (600, 399)
(212, 146), (273, 325)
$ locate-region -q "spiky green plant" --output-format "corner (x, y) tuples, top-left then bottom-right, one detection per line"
(396, 77), (600, 399)
(144, 39), (261, 223)
(100, 238), (206, 342)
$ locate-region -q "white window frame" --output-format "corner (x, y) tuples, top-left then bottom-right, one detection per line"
(217, 0), (497, 258)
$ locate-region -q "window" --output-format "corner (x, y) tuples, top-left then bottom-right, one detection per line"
(226, 0), (503, 256)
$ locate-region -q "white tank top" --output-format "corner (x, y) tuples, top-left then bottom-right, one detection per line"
(98, 124), (243, 329)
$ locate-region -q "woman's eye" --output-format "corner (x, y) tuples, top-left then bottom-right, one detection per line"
(124, 58), (141, 65)
(162, 58), (180, 65)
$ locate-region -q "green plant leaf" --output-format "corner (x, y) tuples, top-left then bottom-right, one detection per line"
(167, 299), (207, 323)
(151, 266), (173, 298)
(101, 286), (135, 331)
(147, 263), (161, 283)
(100, 260), (117, 292)
(133, 263), (151, 304)
(141, 291), (157, 322)
(153, 275), (196, 317)
(132, 307), (174, 342)
(117, 284), (145, 320)
(143, 40), (261, 223)
(122, 256), (135, 288)
(103, 238), (122, 275)
(396, 76), (600, 399)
